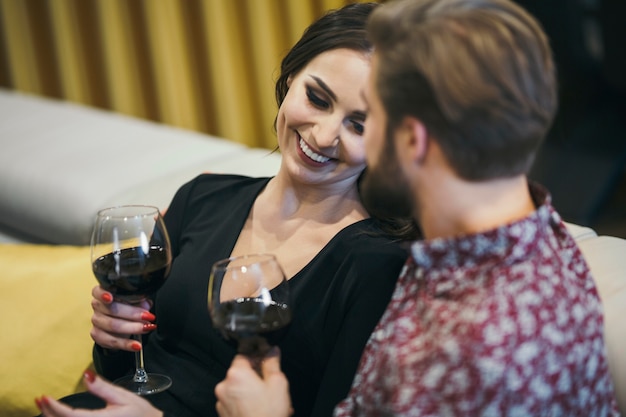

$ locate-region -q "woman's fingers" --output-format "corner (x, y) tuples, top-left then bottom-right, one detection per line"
(90, 307), (155, 333)
(36, 395), (83, 417)
(82, 370), (136, 404)
(89, 286), (156, 351)
(89, 326), (143, 352)
(91, 286), (152, 321)
(92, 285), (112, 304)
(36, 371), (163, 417)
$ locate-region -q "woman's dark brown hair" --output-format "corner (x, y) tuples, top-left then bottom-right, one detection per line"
(275, 2), (378, 108)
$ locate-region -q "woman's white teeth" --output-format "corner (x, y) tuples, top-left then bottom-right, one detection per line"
(299, 138), (330, 163)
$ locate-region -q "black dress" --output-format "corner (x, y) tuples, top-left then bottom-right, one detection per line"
(78, 174), (408, 417)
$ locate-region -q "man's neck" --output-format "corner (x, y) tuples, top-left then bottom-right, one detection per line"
(417, 174), (535, 240)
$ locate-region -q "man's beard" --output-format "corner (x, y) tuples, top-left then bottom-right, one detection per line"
(360, 128), (414, 220)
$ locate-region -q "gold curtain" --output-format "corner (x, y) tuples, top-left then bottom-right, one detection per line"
(0, 0), (369, 149)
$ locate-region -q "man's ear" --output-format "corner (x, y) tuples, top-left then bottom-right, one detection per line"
(397, 116), (428, 163)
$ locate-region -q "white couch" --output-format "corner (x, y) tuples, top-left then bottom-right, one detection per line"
(0, 89), (623, 415)
(0, 88), (281, 245)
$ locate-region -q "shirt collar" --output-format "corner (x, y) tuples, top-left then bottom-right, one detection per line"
(409, 182), (561, 272)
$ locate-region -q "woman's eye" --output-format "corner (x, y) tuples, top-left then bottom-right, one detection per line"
(350, 120), (364, 135)
(306, 87), (329, 109)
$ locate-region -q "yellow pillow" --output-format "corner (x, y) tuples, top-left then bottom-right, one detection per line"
(0, 244), (94, 417)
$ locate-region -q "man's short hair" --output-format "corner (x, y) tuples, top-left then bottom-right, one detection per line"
(368, 0), (557, 180)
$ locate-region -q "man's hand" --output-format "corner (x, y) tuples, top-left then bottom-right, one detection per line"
(215, 348), (293, 417)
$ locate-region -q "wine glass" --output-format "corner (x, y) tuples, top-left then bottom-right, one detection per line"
(90, 205), (172, 395)
(208, 254), (292, 371)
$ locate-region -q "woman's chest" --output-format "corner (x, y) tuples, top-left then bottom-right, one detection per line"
(231, 216), (344, 279)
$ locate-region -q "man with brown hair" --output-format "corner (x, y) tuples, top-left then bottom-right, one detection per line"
(337, 0), (619, 414)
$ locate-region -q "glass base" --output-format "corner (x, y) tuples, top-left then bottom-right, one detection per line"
(114, 373), (172, 396)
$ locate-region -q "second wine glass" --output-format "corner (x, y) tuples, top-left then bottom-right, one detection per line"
(208, 254), (292, 368)
(90, 204), (172, 395)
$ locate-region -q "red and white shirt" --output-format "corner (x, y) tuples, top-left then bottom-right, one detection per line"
(335, 184), (620, 417)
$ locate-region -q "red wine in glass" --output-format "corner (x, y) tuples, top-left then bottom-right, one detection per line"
(91, 205), (172, 395)
(212, 294), (292, 356)
(208, 254), (292, 365)
(92, 246), (170, 303)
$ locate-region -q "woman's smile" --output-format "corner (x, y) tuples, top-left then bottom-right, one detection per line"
(297, 135), (334, 166)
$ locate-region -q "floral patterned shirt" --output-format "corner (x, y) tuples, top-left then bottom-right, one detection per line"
(335, 184), (620, 417)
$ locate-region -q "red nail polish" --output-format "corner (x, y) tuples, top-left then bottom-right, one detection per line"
(84, 369), (96, 383)
(143, 323), (157, 332)
(131, 341), (142, 351)
(41, 396), (50, 406)
(34, 397), (42, 410)
(102, 293), (113, 303)
(141, 311), (156, 321)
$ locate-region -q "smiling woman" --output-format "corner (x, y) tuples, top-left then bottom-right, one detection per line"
(31, 4), (416, 417)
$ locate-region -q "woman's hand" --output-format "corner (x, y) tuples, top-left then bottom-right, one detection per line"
(90, 285), (156, 352)
(215, 348), (293, 417)
(36, 371), (162, 417)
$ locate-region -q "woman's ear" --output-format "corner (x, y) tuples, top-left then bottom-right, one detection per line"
(398, 116), (428, 164)
(286, 75), (293, 88)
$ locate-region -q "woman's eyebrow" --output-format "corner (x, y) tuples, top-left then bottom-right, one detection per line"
(309, 75), (337, 102)
(309, 75), (367, 120)
(352, 110), (367, 121)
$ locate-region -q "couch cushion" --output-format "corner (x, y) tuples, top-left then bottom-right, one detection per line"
(577, 235), (626, 413)
(0, 244), (94, 417)
(563, 221), (598, 240)
(0, 90), (280, 245)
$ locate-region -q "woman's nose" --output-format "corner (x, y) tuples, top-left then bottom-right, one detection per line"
(311, 118), (341, 149)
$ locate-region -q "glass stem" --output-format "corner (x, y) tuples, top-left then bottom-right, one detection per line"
(132, 334), (148, 383)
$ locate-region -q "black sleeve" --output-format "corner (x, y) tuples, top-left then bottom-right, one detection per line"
(162, 175), (200, 257)
(310, 242), (407, 417)
(92, 344), (134, 381)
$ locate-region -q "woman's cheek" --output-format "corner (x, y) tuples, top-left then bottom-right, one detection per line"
(343, 139), (368, 168)
(284, 102), (312, 126)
